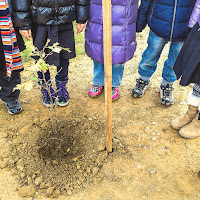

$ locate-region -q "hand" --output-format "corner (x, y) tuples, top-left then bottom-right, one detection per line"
(77, 23), (86, 34)
(19, 29), (32, 41)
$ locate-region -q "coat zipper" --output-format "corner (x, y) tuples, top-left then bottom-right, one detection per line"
(150, 0), (156, 21)
(170, 0), (177, 42)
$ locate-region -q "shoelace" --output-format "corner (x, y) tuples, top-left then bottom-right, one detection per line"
(112, 88), (117, 96)
(136, 79), (147, 90)
(91, 85), (101, 93)
(7, 100), (19, 108)
(57, 84), (69, 98)
(162, 85), (173, 97)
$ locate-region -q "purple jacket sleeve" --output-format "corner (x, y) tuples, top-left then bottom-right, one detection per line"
(189, 0), (200, 28)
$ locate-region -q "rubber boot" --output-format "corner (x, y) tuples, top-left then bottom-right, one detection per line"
(178, 114), (200, 139)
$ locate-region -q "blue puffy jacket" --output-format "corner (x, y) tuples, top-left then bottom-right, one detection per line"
(137, 0), (196, 42)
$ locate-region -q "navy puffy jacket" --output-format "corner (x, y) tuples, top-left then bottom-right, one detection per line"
(137, 0), (196, 42)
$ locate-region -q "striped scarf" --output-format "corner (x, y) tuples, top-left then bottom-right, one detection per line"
(0, 0), (23, 78)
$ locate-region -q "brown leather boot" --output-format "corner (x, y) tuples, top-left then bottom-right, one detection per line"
(178, 114), (200, 139)
(171, 105), (199, 130)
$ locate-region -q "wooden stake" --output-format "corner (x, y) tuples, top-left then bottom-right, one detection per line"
(102, 0), (112, 153)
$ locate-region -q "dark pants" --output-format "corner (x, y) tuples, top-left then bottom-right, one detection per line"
(37, 59), (69, 85)
(0, 70), (21, 102)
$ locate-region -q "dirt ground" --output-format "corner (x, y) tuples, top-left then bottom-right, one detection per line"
(0, 28), (200, 200)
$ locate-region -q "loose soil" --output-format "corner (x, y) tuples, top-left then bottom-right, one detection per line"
(0, 28), (199, 200)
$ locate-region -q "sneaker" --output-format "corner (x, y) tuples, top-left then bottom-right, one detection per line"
(5, 99), (22, 115)
(88, 85), (103, 98)
(112, 87), (120, 101)
(41, 85), (57, 107)
(56, 83), (70, 107)
(160, 84), (174, 106)
(132, 78), (150, 98)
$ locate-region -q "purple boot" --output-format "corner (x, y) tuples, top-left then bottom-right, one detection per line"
(56, 83), (70, 106)
(41, 85), (57, 107)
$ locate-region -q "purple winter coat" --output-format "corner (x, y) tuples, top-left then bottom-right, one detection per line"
(189, 0), (200, 28)
(85, 0), (138, 65)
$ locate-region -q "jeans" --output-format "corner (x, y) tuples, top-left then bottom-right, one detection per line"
(93, 61), (124, 87)
(138, 30), (184, 83)
(37, 59), (69, 85)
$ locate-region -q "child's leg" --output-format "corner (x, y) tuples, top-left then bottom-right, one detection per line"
(93, 61), (124, 87)
(112, 64), (124, 88)
(138, 30), (167, 79)
(55, 59), (69, 84)
(132, 31), (167, 98)
(55, 59), (70, 106)
(162, 41), (184, 85)
(37, 70), (51, 85)
(93, 61), (104, 86)
(37, 69), (57, 107)
(0, 70), (21, 102)
(0, 71), (22, 114)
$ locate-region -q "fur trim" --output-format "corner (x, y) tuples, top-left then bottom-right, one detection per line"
(187, 91), (200, 107)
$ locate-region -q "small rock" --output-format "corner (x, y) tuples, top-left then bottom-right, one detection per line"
(152, 137), (156, 141)
(149, 169), (157, 174)
(40, 182), (46, 189)
(86, 167), (91, 173)
(18, 186), (36, 197)
(32, 174), (37, 179)
(35, 176), (43, 186)
(20, 173), (26, 179)
(0, 158), (8, 168)
(93, 167), (99, 175)
(0, 132), (8, 138)
(73, 140), (76, 146)
(67, 190), (72, 195)
(27, 176), (32, 185)
(98, 145), (105, 152)
(52, 160), (58, 165)
(46, 187), (55, 196)
(77, 163), (80, 170)
(72, 157), (78, 162)
(54, 189), (61, 196)
(45, 183), (52, 187)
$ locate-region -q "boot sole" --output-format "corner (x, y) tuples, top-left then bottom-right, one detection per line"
(56, 99), (70, 107)
(170, 122), (181, 130)
(131, 83), (150, 98)
(7, 107), (22, 115)
(178, 131), (197, 139)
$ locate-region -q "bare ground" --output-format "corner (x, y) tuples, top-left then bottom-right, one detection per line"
(0, 28), (199, 200)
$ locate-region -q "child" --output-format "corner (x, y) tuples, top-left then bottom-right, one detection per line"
(171, 0), (200, 139)
(131, 0), (196, 106)
(13, 0), (89, 107)
(0, 0), (25, 114)
(85, 0), (138, 101)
